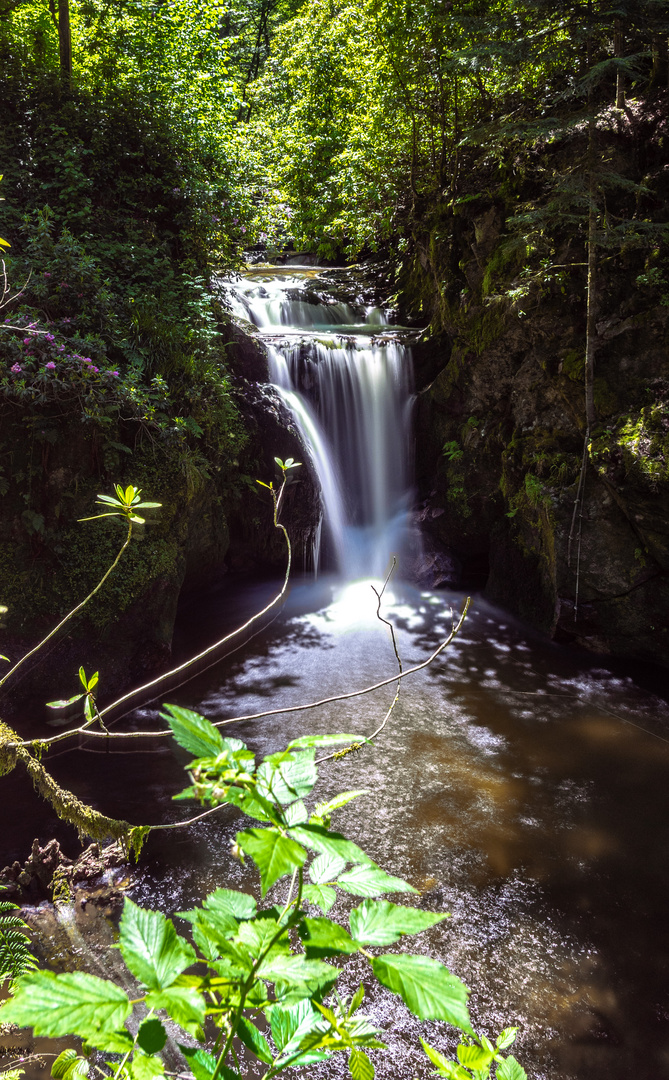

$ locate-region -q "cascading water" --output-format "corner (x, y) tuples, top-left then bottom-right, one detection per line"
(224, 268), (415, 579)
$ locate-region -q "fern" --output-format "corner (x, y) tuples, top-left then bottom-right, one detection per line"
(0, 892), (36, 988)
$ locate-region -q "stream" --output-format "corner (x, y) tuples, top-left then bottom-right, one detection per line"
(4, 269), (669, 1079)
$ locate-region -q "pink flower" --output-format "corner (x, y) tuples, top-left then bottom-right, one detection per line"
(112, 370), (119, 377)
(46, 361), (56, 370)
(44, 272), (52, 278)
(92, 366), (99, 373)
(11, 363), (22, 374)
(23, 337), (31, 344)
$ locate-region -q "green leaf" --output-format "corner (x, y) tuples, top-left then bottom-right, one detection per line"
(496, 1056), (528, 1080)
(236, 828), (307, 896)
(303, 884), (336, 913)
(178, 1048), (241, 1080)
(371, 955), (472, 1031)
(51, 1050), (89, 1080)
(237, 1017), (273, 1064)
(496, 1028), (518, 1051)
(161, 704), (225, 758)
(269, 999), (318, 1052)
(0, 971), (131, 1037)
(256, 952), (334, 986)
(299, 917), (358, 958)
(309, 852), (347, 884)
(336, 864), (417, 898)
(284, 800), (309, 825)
(256, 750), (317, 805)
(420, 1039), (469, 1079)
(350, 900), (448, 946)
(129, 1057), (164, 1080)
(144, 986), (206, 1033)
(119, 898), (196, 990)
(348, 984), (365, 1018)
(289, 825), (372, 867)
(203, 888), (256, 921)
(137, 1019), (166, 1054)
(458, 1043), (493, 1070)
(312, 790), (369, 819)
(287, 734), (366, 749)
(46, 694), (84, 708)
(349, 1048), (374, 1080)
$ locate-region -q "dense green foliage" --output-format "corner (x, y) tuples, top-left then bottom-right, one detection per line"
(1, 705), (527, 1080)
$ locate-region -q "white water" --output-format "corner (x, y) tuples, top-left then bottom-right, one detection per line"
(225, 269), (414, 579)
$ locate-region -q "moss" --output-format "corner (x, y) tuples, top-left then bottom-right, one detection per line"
(562, 349), (585, 382)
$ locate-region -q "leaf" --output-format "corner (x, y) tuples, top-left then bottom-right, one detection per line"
(0, 971), (131, 1037)
(237, 1017), (273, 1064)
(309, 852), (347, 884)
(51, 1050), (89, 1080)
(256, 952), (334, 986)
(496, 1028), (519, 1051)
(269, 999), (318, 1052)
(161, 704), (225, 758)
(46, 694), (84, 708)
(236, 828), (307, 896)
(284, 800), (309, 825)
(289, 825), (372, 867)
(303, 884), (336, 913)
(144, 986), (206, 1032)
(371, 955), (472, 1031)
(299, 917), (358, 958)
(287, 734), (366, 749)
(129, 1057), (164, 1080)
(119, 898), (196, 990)
(350, 900), (447, 946)
(349, 1049), (374, 1080)
(348, 984), (365, 1018)
(457, 1043), (493, 1070)
(137, 1018), (166, 1054)
(496, 1056), (528, 1080)
(256, 750), (317, 805)
(312, 790), (369, 819)
(420, 1039), (468, 1080)
(178, 1049), (239, 1080)
(336, 864), (417, 898)
(203, 887), (256, 921)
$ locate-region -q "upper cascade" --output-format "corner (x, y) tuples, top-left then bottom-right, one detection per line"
(224, 268), (414, 580)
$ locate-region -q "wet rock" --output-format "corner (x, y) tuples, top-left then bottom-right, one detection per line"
(0, 839), (130, 906)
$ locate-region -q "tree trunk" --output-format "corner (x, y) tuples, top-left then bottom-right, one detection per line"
(585, 152), (597, 430)
(58, 0), (72, 85)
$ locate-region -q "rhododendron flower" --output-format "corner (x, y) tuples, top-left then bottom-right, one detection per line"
(46, 362), (56, 370)
(23, 338), (31, 344)
(11, 364), (22, 373)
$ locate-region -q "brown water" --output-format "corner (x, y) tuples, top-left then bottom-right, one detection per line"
(5, 576), (669, 1078)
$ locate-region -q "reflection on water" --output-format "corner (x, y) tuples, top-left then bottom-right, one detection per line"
(6, 578), (669, 1078)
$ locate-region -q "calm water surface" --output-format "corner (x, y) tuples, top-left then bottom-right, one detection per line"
(6, 576), (669, 1079)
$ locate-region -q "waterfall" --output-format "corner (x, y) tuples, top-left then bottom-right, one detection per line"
(225, 269), (414, 579)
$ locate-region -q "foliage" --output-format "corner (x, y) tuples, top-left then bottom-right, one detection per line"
(0, 889), (36, 988)
(0, 705), (527, 1079)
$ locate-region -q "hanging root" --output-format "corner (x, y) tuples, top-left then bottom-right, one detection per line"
(0, 718), (131, 845)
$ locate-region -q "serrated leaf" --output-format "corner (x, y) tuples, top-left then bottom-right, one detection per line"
(457, 1043), (493, 1069)
(236, 828), (306, 896)
(336, 864), (417, 898)
(299, 917), (358, 958)
(309, 852), (347, 885)
(496, 1056), (528, 1080)
(349, 1048), (374, 1080)
(420, 1038), (469, 1079)
(128, 1057), (164, 1080)
(137, 1018), (166, 1054)
(284, 800), (309, 825)
(303, 884), (337, 913)
(237, 1017), (273, 1064)
(350, 900), (447, 946)
(257, 953), (334, 985)
(161, 704), (225, 758)
(51, 1050), (89, 1080)
(371, 955), (472, 1031)
(204, 887), (256, 920)
(178, 1049), (239, 1080)
(256, 751), (317, 805)
(144, 986), (206, 1033)
(119, 899), (196, 990)
(496, 1027), (519, 1051)
(0, 971), (131, 1037)
(269, 999), (318, 1052)
(289, 824), (372, 867)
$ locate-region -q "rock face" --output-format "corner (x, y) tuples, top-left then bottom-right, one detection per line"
(407, 199), (669, 667)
